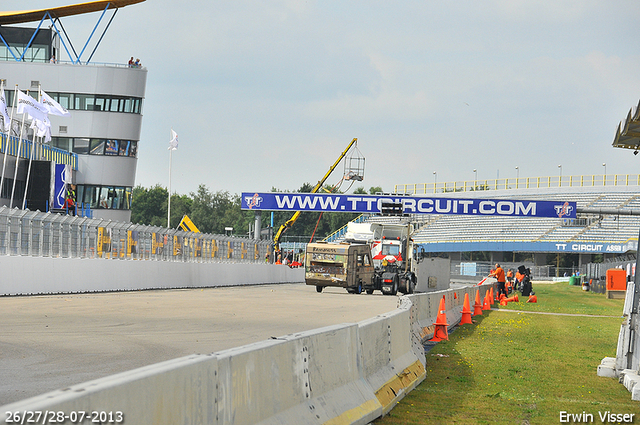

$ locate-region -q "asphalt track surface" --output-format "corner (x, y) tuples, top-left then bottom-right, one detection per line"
(0, 283), (398, 406)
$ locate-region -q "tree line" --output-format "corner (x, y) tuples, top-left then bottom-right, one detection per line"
(131, 184), (383, 241)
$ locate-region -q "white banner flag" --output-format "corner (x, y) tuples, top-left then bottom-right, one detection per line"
(168, 129), (178, 150)
(16, 90), (48, 123)
(0, 84), (10, 133)
(30, 115), (51, 143)
(40, 89), (70, 117)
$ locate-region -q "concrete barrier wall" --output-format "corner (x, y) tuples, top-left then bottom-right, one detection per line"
(0, 256), (304, 295)
(1, 281), (493, 424)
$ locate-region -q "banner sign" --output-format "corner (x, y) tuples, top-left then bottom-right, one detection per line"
(241, 192), (577, 219)
(51, 163), (71, 209)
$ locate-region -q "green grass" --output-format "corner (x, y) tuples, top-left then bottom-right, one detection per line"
(375, 283), (637, 425)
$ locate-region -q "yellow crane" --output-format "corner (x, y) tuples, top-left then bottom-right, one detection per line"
(273, 138), (360, 253)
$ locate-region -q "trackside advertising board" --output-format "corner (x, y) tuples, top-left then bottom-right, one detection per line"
(241, 193), (577, 219)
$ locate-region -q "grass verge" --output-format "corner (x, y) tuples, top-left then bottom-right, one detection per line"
(374, 283), (637, 425)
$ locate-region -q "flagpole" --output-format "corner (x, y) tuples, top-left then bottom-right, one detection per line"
(0, 82), (15, 201)
(10, 89), (28, 208)
(22, 131), (37, 210)
(21, 85), (44, 210)
(168, 145), (172, 228)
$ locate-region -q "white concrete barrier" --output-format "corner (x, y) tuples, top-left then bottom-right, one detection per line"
(358, 307), (425, 415)
(0, 256), (304, 295)
(0, 354), (218, 424)
(1, 282), (494, 424)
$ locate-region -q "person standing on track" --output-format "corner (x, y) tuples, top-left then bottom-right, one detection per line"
(490, 263), (507, 297)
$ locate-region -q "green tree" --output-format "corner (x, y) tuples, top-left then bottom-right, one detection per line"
(131, 184), (168, 227)
(368, 186), (383, 195)
(353, 186), (367, 194)
(169, 193), (193, 229)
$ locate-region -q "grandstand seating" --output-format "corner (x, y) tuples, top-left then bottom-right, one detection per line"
(331, 186), (640, 252)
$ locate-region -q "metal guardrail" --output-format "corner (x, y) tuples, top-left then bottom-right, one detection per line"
(0, 206), (271, 262)
(395, 174), (640, 195)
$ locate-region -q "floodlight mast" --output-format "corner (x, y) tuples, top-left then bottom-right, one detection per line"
(273, 138), (359, 253)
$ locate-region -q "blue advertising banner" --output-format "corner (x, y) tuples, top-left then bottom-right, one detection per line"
(241, 192), (577, 219)
(51, 164), (70, 209)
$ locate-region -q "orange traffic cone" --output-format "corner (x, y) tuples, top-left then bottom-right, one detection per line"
(473, 289), (483, 316)
(527, 294), (537, 303)
(500, 294), (519, 305)
(490, 287), (496, 304)
(482, 291), (490, 310)
(499, 293), (506, 301)
(430, 296), (449, 341)
(461, 293), (472, 324)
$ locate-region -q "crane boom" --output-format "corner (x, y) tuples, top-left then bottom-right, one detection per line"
(273, 138), (358, 252)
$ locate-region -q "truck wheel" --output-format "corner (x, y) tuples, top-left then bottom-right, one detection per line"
(390, 278), (398, 296)
(366, 288), (374, 295)
(316, 286), (323, 293)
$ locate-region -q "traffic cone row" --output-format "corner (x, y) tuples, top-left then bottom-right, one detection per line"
(429, 286), (539, 343)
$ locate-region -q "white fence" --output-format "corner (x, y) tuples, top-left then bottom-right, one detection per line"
(0, 206), (271, 263)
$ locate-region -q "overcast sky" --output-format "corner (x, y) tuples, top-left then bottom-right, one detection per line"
(5, 0), (640, 196)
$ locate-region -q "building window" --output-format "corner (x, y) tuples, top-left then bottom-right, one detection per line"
(52, 137), (138, 158)
(77, 184), (132, 210)
(6, 90), (143, 114)
(73, 138), (90, 154)
(105, 140), (119, 155)
(89, 139), (105, 155)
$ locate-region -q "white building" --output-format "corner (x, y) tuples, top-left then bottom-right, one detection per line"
(0, 0), (146, 222)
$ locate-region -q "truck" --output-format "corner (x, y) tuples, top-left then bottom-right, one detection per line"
(305, 242), (375, 294)
(306, 221), (418, 295)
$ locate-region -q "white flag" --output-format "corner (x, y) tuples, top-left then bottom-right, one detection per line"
(16, 90), (48, 123)
(30, 115), (51, 143)
(40, 89), (70, 117)
(0, 84), (10, 133)
(168, 129), (178, 150)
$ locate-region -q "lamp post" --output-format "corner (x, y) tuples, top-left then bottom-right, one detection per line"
(558, 164), (562, 187)
(473, 168), (477, 189)
(602, 163), (606, 185)
(515, 166), (519, 188)
(433, 171), (437, 193)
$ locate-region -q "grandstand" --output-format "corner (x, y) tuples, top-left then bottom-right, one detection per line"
(327, 174), (640, 267)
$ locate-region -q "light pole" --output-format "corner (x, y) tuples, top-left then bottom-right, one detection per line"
(558, 164), (562, 187)
(473, 169), (477, 187)
(515, 166), (519, 188)
(433, 171), (437, 193)
(602, 162), (606, 185)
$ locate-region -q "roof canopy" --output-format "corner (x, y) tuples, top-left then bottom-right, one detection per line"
(612, 100), (640, 152)
(0, 0), (145, 25)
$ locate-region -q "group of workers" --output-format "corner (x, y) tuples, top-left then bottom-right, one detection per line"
(489, 263), (534, 297)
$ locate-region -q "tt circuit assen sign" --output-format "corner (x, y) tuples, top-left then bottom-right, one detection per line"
(241, 193), (577, 219)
